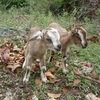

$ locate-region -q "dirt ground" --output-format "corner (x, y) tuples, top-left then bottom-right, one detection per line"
(0, 68), (100, 100)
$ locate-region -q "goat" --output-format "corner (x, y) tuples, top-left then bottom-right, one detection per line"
(48, 22), (88, 73)
(22, 27), (61, 83)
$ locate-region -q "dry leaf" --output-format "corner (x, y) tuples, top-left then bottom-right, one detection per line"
(97, 75), (100, 80)
(45, 72), (56, 79)
(47, 93), (61, 99)
(79, 62), (93, 74)
(74, 70), (82, 75)
(62, 87), (69, 92)
(31, 64), (37, 72)
(92, 71), (98, 79)
(7, 63), (21, 72)
(57, 65), (62, 71)
(1, 52), (10, 64)
(87, 36), (100, 43)
(35, 90), (39, 95)
(28, 95), (38, 100)
(13, 45), (21, 52)
(0, 48), (5, 54)
(80, 62), (93, 67)
(10, 56), (15, 61)
(55, 61), (61, 67)
(35, 77), (42, 86)
(32, 95), (38, 100)
(73, 79), (81, 87)
(56, 79), (66, 86)
(48, 67), (56, 73)
(2, 66), (6, 71)
(85, 93), (100, 100)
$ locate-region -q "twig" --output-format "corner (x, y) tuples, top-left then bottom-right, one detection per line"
(74, 73), (100, 84)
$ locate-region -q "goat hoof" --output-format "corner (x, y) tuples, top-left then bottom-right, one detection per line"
(63, 69), (68, 74)
(23, 78), (29, 83)
(42, 66), (47, 71)
(27, 66), (31, 70)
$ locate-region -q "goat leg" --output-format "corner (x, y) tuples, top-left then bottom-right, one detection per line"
(48, 50), (55, 63)
(23, 69), (31, 83)
(62, 50), (68, 73)
(23, 55), (32, 83)
(40, 55), (47, 83)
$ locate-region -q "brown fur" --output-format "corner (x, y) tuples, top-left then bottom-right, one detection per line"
(23, 26), (61, 82)
(48, 22), (88, 73)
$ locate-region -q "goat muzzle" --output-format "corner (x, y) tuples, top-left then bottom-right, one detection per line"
(82, 42), (88, 49)
(55, 44), (62, 51)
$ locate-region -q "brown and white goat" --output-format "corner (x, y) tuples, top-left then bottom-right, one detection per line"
(48, 22), (88, 73)
(22, 27), (61, 83)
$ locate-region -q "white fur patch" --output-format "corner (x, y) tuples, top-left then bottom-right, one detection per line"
(23, 69), (31, 83)
(80, 27), (87, 33)
(32, 31), (43, 40)
(22, 60), (26, 68)
(78, 31), (86, 46)
(40, 66), (47, 82)
(49, 28), (60, 40)
(47, 28), (60, 47)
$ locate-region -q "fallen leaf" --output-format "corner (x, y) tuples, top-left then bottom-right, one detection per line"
(87, 36), (100, 43)
(47, 93), (61, 99)
(82, 66), (93, 74)
(57, 65), (62, 71)
(10, 56), (15, 61)
(55, 61), (61, 67)
(62, 87), (69, 92)
(0, 48), (5, 54)
(32, 95), (38, 100)
(80, 62), (93, 67)
(45, 72), (56, 79)
(1, 51), (10, 64)
(31, 64), (37, 72)
(97, 75), (100, 80)
(73, 79), (81, 87)
(48, 67), (56, 73)
(35, 77), (42, 86)
(35, 90), (39, 95)
(79, 62), (93, 74)
(85, 93), (100, 100)
(92, 71), (98, 79)
(56, 79), (66, 86)
(7, 63), (21, 72)
(74, 70), (82, 75)
(2, 66), (6, 71)
(28, 95), (38, 100)
(13, 45), (21, 52)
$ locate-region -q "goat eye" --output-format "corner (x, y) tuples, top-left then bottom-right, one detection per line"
(77, 36), (81, 41)
(46, 38), (52, 43)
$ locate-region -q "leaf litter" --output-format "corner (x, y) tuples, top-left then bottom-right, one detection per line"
(0, 38), (100, 100)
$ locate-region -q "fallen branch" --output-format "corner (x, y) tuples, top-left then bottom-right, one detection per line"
(74, 73), (100, 84)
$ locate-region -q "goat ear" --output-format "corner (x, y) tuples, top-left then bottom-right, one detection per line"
(71, 29), (78, 35)
(29, 31), (43, 41)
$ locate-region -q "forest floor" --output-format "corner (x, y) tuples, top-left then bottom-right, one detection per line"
(0, 12), (100, 100)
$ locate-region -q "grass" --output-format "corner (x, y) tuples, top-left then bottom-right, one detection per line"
(0, 8), (100, 100)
